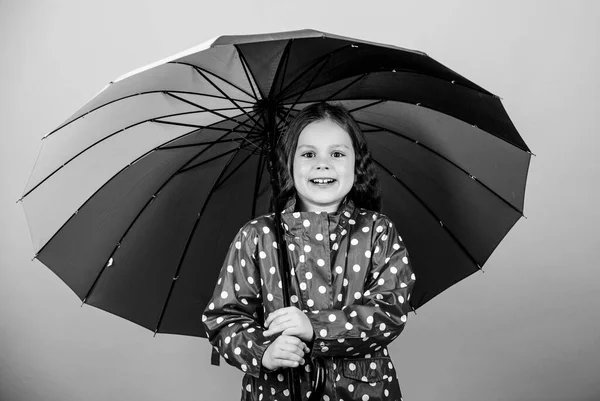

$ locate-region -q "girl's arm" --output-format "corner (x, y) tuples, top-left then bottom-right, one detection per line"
(202, 224), (273, 378)
(307, 217), (416, 358)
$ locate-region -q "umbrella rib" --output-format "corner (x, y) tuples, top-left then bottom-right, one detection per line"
(372, 158), (482, 269)
(275, 43), (355, 98)
(176, 148), (240, 174)
(172, 62), (257, 101)
(79, 127), (242, 305)
(42, 91), (254, 140)
(237, 48), (259, 101)
(154, 145), (243, 335)
(280, 53), (334, 124)
(159, 138), (240, 150)
(268, 39), (293, 99)
(355, 118), (525, 215)
(251, 143), (268, 218)
(192, 66), (264, 130)
(166, 92), (256, 131)
(212, 146), (256, 191)
(21, 108), (252, 200)
(235, 45), (266, 100)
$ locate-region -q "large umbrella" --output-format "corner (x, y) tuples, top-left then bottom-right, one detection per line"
(20, 27), (530, 349)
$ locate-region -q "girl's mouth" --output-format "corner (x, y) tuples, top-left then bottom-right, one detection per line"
(310, 178), (336, 185)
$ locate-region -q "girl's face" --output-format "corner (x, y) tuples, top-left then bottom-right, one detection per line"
(292, 118), (355, 213)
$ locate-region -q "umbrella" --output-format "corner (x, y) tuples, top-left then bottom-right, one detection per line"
(20, 28), (530, 396)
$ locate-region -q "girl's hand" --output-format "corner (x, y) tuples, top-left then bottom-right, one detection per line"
(263, 307), (314, 342)
(261, 335), (310, 370)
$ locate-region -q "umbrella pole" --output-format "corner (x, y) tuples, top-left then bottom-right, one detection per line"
(266, 104), (302, 401)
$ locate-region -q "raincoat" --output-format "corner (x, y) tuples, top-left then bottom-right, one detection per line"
(203, 198), (415, 401)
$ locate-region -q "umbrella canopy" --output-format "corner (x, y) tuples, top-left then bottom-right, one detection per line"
(20, 29), (530, 338)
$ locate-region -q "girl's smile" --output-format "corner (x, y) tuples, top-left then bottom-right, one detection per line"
(292, 118), (355, 213)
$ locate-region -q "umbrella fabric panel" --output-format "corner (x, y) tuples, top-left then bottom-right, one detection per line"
(291, 72), (526, 151)
(22, 121), (200, 252)
(85, 143), (240, 331)
(369, 133), (522, 266)
(37, 145), (204, 300)
(351, 101), (530, 212)
(56, 61), (256, 130)
(158, 151), (271, 336)
(377, 172), (480, 308)
(23, 94), (205, 195)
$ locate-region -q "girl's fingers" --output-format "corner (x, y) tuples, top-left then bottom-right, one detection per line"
(274, 350), (304, 364)
(280, 344), (306, 357)
(273, 359), (301, 368)
(264, 308), (290, 327)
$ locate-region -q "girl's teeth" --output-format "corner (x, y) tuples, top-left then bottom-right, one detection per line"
(311, 179), (334, 184)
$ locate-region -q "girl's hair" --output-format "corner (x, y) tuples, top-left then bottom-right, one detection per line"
(272, 102), (381, 213)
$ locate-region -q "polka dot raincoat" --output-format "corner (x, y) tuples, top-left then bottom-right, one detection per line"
(203, 198), (416, 401)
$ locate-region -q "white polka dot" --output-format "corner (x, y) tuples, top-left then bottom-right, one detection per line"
(253, 237), (258, 245)
(235, 241), (241, 249)
(321, 346), (329, 352)
(341, 229), (347, 236)
(217, 278), (222, 285)
(234, 347), (241, 355)
(250, 220), (257, 224)
(353, 264), (361, 272)
(300, 282), (307, 290)
(291, 295), (298, 303)
(351, 238), (359, 246)
(330, 233), (337, 241)
(299, 255), (305, 263)
(349, 219), (356, 225)
(398, 295), (404, 303)
(227, 265), (234, 273)
(362, 226), (370, 233)
(403, 256), (409, 264)
(376, 226), (384, 233)
(224, 336), (231, 344)
(278, 373), (285, 382)
(262, 227), (270, 234)
(316, 233), (323, 241)
(354, 292), (362, 299)
(378, 278), (385, 285)
(248, 277), (254, 284)
(283, 389), (290, 397)
(348, 384), (355, 392)
(366, 316), (373, 324)
(350, 311), (357, 317)
(362, 395), (370, 401)
(332, 243), (339, 250)
(374, 245), (380, 254)
(328, 314), (336, 322)
(267, 293), (273, 301)
(388, 361), (394, 369)
(382, 234), (388, 241)
(343, 278), (349, 287)
(318, 286), (326, 294)
(320, 329), (327, 337)
(247, 340), (253, 348)
(323, 395), (329, 401)
(234, 283), (240, 291)
(384, 389), (389, 397)
(278, 281), (282, 288)
(401, 315), (407, 322)
(248, 327), (255, 333)
(216, 316), (223, 324)
(345, 322), (353, 330)
(303, 220), (310, 227)
(269, 266), (276, 274)
(272, 241), (278, 249)
(304, 245), (311, 252)
(221, 291), (228, 299)
(411, 273), (416, 280)
(241, 364), (247, 372)
(288, 244), (295, 251)
(305, 272), (313, 280)
(365, 250), (371, 258)
(380, 323), (386, 331)
(293, 212), (300, 218)
(259, 251), (266, 259)
(307, 299), (314, 307)
(337, 293), (342, 302)
(317, 259), (325, 266)
(240, 259), (246, 267)
(208, 302), (215, 310)
(241, 299), (248, 305)
(393, 243), (400, 250)
(349, 363), (356, 371)
(344, 211), (351, 218)
(400, 282), (407, 288)
(390, 266), (398, 274)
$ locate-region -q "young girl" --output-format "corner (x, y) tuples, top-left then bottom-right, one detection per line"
(203, 102), (416, 401)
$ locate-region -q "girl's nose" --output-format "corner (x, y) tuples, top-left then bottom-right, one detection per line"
(316, 163), (330, 170)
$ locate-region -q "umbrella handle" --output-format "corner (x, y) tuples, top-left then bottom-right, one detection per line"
(307, 357), (326, 401)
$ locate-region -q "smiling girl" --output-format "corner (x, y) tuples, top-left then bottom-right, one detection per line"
(203, 102), (416, 401)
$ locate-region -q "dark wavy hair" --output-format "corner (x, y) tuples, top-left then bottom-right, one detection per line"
(271, 102), (381, 213)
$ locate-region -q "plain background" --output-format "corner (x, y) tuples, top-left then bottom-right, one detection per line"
(1, 1), (599, 400)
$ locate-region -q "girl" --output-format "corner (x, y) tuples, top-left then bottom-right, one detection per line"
(203, 102), (415, 401)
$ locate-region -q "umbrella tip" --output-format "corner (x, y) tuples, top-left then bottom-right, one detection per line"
(31, 253), (37, 261)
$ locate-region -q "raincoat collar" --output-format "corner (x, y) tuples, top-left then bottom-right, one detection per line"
(279, 196), (357, 236)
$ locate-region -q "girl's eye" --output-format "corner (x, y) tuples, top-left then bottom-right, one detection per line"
(332, 151), (345, 158)
(301, 152), (315, 158)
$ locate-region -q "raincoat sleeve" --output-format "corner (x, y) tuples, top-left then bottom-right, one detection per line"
(307, 216), (416, 357)
(202, 224), (273, 378)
